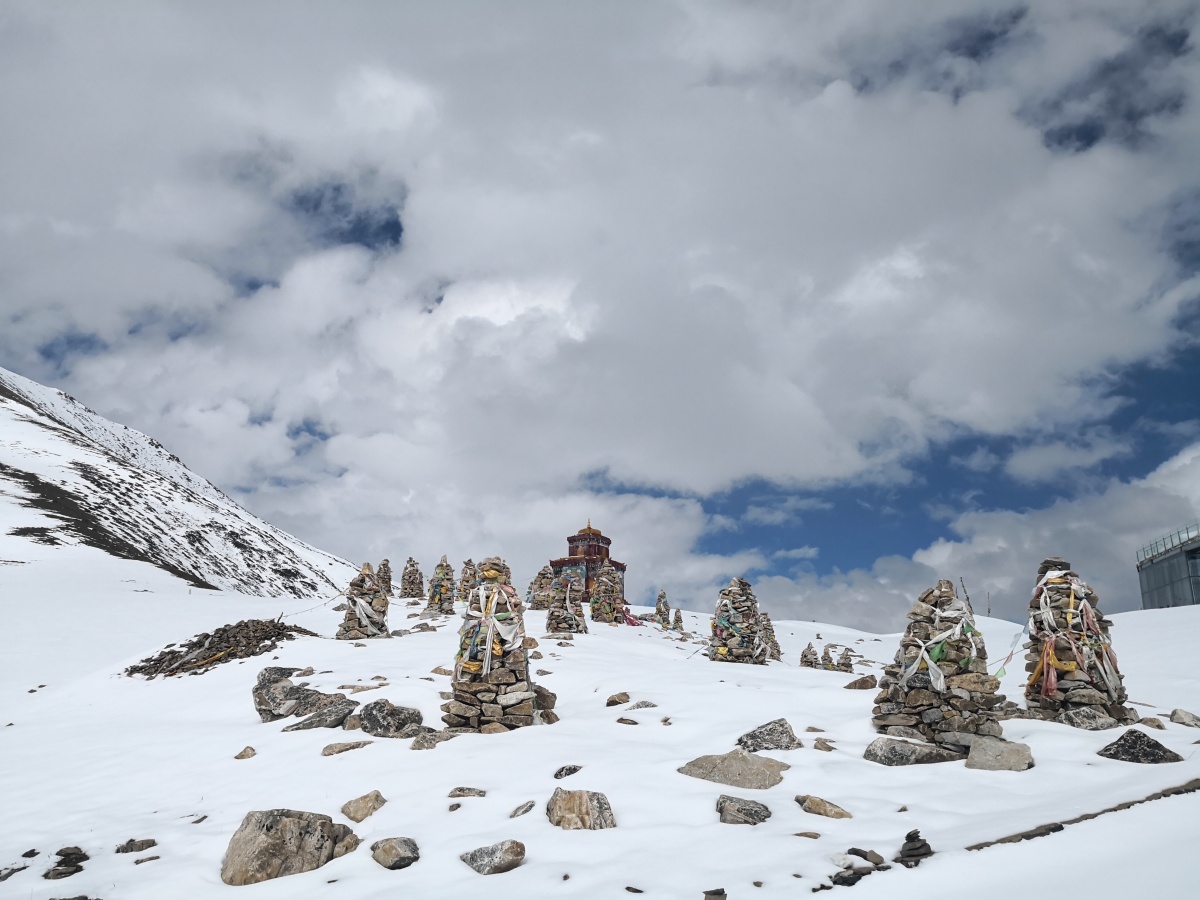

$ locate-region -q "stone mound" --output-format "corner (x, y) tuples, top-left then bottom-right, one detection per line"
(124, 619), (318, 678)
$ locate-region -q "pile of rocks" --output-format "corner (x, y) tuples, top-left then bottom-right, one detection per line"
(426, 555), (456, 615)
(589, 560), (623, 623)
(872, 579), (1005, 743)
(894, 830), (933, 868)
(836, 647), (854, 672)
(800, 642), (818, 668)
(124, 619), (319, 678)
(526, 565), (555, 610)
(655, 590), (671, 626)
(399, 557), (424, 599)
(376, 559), (393, 596)
(336, 564), (390, 640)
(671, 608), (683, 631)
(758, 613), (782, 661)
(442, 557), (557, 732)
(456, 559), (477, 604)
(1024, 557), (1135, 727)
(546, 573), (588, 634)
(708, 578), (768, 664)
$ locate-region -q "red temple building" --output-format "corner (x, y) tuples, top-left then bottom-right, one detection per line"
(549, 521), (626, 598)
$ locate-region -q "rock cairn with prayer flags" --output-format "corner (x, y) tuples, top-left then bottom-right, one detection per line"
(376, 559), (393, 596)
(335, 563), (390, 640)
(655, 590), (671, 626)
(399, 557), (424, 600)
(708, 577), (769, 664)
(820, 645), (835, 669)
(758, 612), (782, 661)
(426, 555), (456, 615)
(589, 559), (623, 623)
(671, 608), (683, 631)
(1023, 557), (1134, 728)
(872, 579), (1005, 745)
(836, 647), (854, 672)
(442, 556), (557, 732)
(526, 565), (555, 610)
(455, 559), (478, 605)
(546, 572), (588, 634)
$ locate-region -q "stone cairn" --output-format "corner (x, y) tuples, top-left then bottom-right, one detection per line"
(456, 559), (478, 604)
(377, 558), (393, 596)
(399, 557), (424, 600)
(872, 579), (1005, 743)
(1024, 557), (1134, 726)
(335, 563), (390, 640)
(441, 557), (556, 732)
(671, 608), (683, 631)
(820, 645), (835, 669)
(654, 590), (673, 627)
(836, 647), (854, 672)
(546, 572), (588, 634)
(800, 642), (819, 668)
(589, 560), (624, 623)
(758, 612), (782, 661)
(708, 577), (768, 664)
(526, 564), (555, 610)
(426, 554), (456, 615)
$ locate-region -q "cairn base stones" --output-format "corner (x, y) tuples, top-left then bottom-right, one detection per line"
(527, 565), (554, 610)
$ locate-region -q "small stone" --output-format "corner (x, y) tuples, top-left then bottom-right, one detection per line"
(322, 741), (374, 756)
(1097, 729), (1184, 764)
(510, 800), (536, 818)
(554, 764), (582, 779)
(805, 726), (824, 732)
(844, 675), (877, 690)
(627, 700), (658, 710)
(341, 790), (387, 823)
(606, 692), (631, 706)
(431, 666), (453, 676)
(448, 787), (487, 798)
(234, 746), (256, 759)
(795, 795), (852, 819)
(616, 717), (638, 725)
(795, 832), (821, 839)
(536, 669), (552, 676)
(459, 839), (525, 875)
(134, 854), (160, 864)
(716, 794), (772, 825)
(371, 837), (419, 870)
(115, 838), (156, 854)
(813, 738), (834, 752)
(449, 803), (461, 812)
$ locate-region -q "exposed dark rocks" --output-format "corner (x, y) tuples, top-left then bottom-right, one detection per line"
(459, 839), (525, 875)
(1097, 729), (1184, 764)
(736, 718), (802, 752)
(125, 621), (318, 679)
(716, 794), (772, 825)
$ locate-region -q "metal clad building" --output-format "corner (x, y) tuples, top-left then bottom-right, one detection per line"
(1137, 523), (1200, 609)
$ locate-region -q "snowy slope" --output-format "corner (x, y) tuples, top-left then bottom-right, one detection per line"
(2, 542), (1198, 899)
(0, 365), (352, 597)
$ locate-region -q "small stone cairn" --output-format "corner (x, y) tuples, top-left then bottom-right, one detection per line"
(655, 590), (671, 626)
(671, 608), (683, 631)
(1024, 557), (1134, 726)
(399, 557), (424, 600)
(799, 642), (818, 668)
(456, 559), (478, 604)
(426, 555), (456, 615)
(526, 565), (555, 610)
(589, 560), (623, 623)
(708, 577), (768, 664)
(758, 612), (782, 661)
(836, 647), (854, 672)
(377, 559), (393, 596)
(336, 564), (390, 640)
(872, 579), (1004, 743)
(546, 573), (588, 634)
(441, 557), (556, 732)
(820, 645), (835, 669)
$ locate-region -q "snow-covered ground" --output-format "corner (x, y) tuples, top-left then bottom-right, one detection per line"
(2, 530), (1198, 898)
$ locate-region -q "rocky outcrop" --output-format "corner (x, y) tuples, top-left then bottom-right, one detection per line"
(1097, 730), (1183, 764)
(220, 809), (359, 886)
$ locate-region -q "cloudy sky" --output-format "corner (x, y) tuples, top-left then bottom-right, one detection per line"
(3, 0), (1199, 629)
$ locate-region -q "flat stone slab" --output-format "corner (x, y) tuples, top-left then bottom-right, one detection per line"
(864, 737), (964, 766)
(677, 749), (790, 789)
(460, 839), (525, 875)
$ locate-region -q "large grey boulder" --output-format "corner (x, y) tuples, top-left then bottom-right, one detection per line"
(716, 795), (771, 825)
(1170, 708), (1200, 728)
(546, 788), (617, 830)
(220, 809), (359, 885)
(360, 699), (423, 737)
(964, 737), (1034, 771)
(736, 719), (802, 752)
(371, 837), (419, 870)
(863, 737), (964, 766)
(459, 839), (525, 875)
(677, 749), (790, 789)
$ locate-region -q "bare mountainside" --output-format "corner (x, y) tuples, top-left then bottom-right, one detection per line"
(0, 365), (349, 597)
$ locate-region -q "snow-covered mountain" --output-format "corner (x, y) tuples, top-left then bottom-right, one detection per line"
(0, 365), (352, 597)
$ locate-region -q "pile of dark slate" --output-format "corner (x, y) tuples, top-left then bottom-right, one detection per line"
(398, 557), (424, 599)
(526, 564), (555, 610)
(124, 619), (318, 678)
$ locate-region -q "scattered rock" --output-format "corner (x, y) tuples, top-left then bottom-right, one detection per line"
(220, 809), (359, 885)
(736, 718), (802, 752)
(449, 803), (461, 812)
(554, 764), (582, 779)
(1140, 717), (1166, 730)
(282, 697), (359, 731)
(1097, 729), (1184, 764)
(627, 700), (658, 710)
(716, 794), (772, 825)
(43, 847), (89, 880)
(844, 675), (877, 690)
(795, 832), (820, 839)
(510, 801), (536, 818)
(1170, 708), (1200, 728)
(134, 854), (160, 864)
(795, 795), (852, 819)
(448, 787), (487, 798)
(359, 699), (423, 738)
(606, 692), (630, 706)
(813, 738), (834, 752)
(0, 865), (26, 883)
(371, 837), (419, 870)
(115, 839), (156, 854)
(863, 737), (964, 767)
(677, 749), (790, 789)
(616, 717), (638, 725)
(341, 790), (387, 823)
(964, 737), (1035, 771)
(234, 746), (256, 759)
(546, 788), (617, 830)
(1058, 707), (1119, 730)
(459, 839), (525, 875)
(411, 730), (460, 750)
(322, 741), (373, 756)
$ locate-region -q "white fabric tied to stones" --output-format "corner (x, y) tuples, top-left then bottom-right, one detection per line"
(459, 583), (520, 678)
(1030, 569), (1122, 702)
(898, 595), (980, 694)
(352, 597), (383, 636)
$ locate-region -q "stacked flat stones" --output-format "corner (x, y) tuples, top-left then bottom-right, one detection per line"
(335, 565), (389, 640)
(456, 559), (478, 604)
(590, 560), (623, 623)
(655, 590), (671, 626)
(527, 565), (555, 610)
(759, 613), (782, 661)
(426, 555), (456, 615)
(820, 646), (835, 669)
(872, 579), (1004, 743)
(443, 557), (554, 732)
(546, 573), (588, 634)
(836, 648), (854, 672)
(376, 559), (393, 596)
(800, 642), (818, 668)
(1024, 557), (1133, 726)
(671, 608), (683, 631)
(399, 557), (425, 600)
(708, 577), (768, 664)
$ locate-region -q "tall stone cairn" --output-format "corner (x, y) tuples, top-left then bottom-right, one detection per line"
(1024, 557), (1133, 726)
(671, 608), (683, 631)
(872, 579), (1004, 743)
(426, 555), (456, 615)
(441, 557), (556, 732)
(335, 564), (390, 640)
(376, 559), (393, 596)
(655, 590), (671, 626)
(589, 560), (623, 623)
(836, 647), (854, 672)
(546, 573), (588, 634)
(399, 557), (425, 600)
(526, 564), (555, 610)
(799, 642), (818, 668)
(455, 559), (478, 604)
(758, 612), (782, 661)
(708, 577), (768, 664)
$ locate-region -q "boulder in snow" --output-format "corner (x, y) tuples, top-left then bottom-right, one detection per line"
(677, 749), (790, 789)
(736, 718), (802, 752)
(459, 839), (525, 874)
(546, 788), (617, 830)
(371, 837), (419, 870)
(716, 794), (771, 825)
(220, 809), (359, 885)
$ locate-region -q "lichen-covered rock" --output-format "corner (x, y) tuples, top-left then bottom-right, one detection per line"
(359, 699), (423, 737)
(281, 697), (358, 731)
(546, 788), (617, 830)
(371, 837), (419, 870)
(341, 790), (387, 823)
(736, 718), (802, 752)
(964, 737), (1035, 771)
(459, 839), (525, 875)
(863, 737), (965, 767)
(1097, 729), (1184, 764)
(716, 794), (771, 825)
(677, 749), (790, 789)
(795, 795), (852, 819)
(220, 809), (359, 886)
